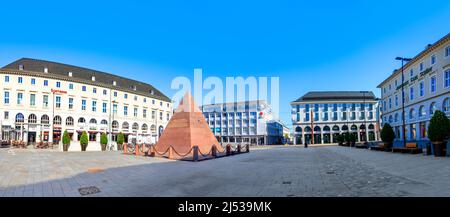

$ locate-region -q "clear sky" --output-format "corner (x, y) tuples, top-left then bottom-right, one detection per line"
(1, 0), (450, 127)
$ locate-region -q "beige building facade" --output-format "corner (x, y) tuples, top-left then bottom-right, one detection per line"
(378, 33), (450, 142)
(0, 58), (173, 151)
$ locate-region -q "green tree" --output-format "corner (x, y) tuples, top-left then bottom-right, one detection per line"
(100, 133), (108, 145)
(62, 130), (70, 145)
(80, 131), (88, 147)
(380, 123), (395, 144)
(428, 110), (450, 142)
(117, 132), (124, 145)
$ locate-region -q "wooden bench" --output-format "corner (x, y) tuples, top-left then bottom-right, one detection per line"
(392, 142), (422, 154)
(370, 143), (385, 151)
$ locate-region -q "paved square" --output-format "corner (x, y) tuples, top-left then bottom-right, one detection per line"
(1, 146), (450, 197)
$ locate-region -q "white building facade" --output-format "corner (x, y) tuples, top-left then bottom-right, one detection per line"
(0, 58), (173, 151)
(378, 34), (450, 142)
(291, 91), (380, 145)
(201, 100), (284, 145)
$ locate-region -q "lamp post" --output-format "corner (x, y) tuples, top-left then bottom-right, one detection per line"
(395, 57), (412, 148)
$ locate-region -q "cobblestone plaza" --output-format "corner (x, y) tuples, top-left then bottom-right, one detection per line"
(1, 146), (450, 197)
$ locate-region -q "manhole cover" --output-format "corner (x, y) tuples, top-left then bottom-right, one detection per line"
(282, 181), (291, 185)
(326, 171), (335, 174)
(78, 186), (101, 196)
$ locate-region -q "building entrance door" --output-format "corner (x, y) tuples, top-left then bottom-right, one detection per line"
(28, 132), (36, 144)
(323, 134), (330, 143)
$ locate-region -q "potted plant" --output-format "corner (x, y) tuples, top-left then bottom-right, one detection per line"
(100, 132), (108, 151)
(337, 134), (344, 146)
(344, 133), (351, 146)
(117, 132), (124, 150)
(428, 110), (450, 157)
(381, 123), (395, 151)
(80, 131), (88, 151)
(62, 130), (71, 152)
(350, 134), (357, 147)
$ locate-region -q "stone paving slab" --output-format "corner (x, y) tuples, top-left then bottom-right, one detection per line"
(0, 146), (450, 197)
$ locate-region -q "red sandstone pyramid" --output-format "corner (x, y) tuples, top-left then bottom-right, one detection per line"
(155, 92), (223, 155)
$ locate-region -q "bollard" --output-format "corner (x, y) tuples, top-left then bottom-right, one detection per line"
(124, 143), (128, 154)
(135, 144), (140, 156)
(211, 145), (217, 158)
(168, 146), (173, 159)
(246, 144), (250, 153)
(193, 146), (199, 161)
(150, 146), (155, 157)
(226, 144), (231, 156)
(237, 144), (242, 153)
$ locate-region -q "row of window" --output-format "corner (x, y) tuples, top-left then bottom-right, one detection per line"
(383, 47), (450, 94)
(383, 71), (449, 112)
(204, 112), (258, 118)
(383, 98), (450, 124)
(3, 75), (170, 108)
(294, 124), (376, 133)
(210, 127), (258, 135)
(208, 119), (258, 125)
(9, 113), (159, 132)
(2, 92), (170, 120)
(295, 111), (374, 122)
(293, 103), (374, 113)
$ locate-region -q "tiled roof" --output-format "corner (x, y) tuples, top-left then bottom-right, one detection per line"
(292, 91), (376, 103)
(1, 58), (171, 102)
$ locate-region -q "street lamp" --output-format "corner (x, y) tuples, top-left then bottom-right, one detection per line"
(395, 57), (412, 148)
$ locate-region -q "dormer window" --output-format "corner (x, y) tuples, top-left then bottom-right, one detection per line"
(19, 65), (24, 70)
(150, 90), (154, 95)
(91, 76), (95, 81)
(68, 72), (73, 77)
(44, 67), (48, 73)
(112, 81), (117, 86)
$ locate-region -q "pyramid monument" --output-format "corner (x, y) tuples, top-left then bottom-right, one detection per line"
(155, 92), (224, 156)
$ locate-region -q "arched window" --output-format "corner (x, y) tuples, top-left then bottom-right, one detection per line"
(89, 119), (97, 124)
(388, 115), (393, 123)
(429, 102), (437, 115)
(332, 125), (339, 131)
(295, 126), (302, 133)
(112, 121), (119, 130)
(28, 114), (37, 124)
(41, 115), (50, 124)
(360, 124), (366, 130)
(53, 116), (62, 125)
(323, 126), (330, 131)
(314, 126), (321, 132)
(132, 123), (139, 132)
(443, 98), (449, 112)
(66, 117), (74, 126)
(78, 117), (86, 123)
(15, 113), (24, 123)
(100, 119), (108, 125)
(394, 113), (399, 122)
(368, 124), (375, 130)
(304, 126), (312, 132)
(351, 125), (357, 131)
(342, 125), (348, 131)
(142, 124), (148, 132)
(419, 105), (426, 117)
(409, 108), (415, 120)
(122, 122), (129, 130)
(151, 124), (156, 133)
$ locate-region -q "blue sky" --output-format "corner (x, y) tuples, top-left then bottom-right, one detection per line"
(1, 0), (450, 126)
